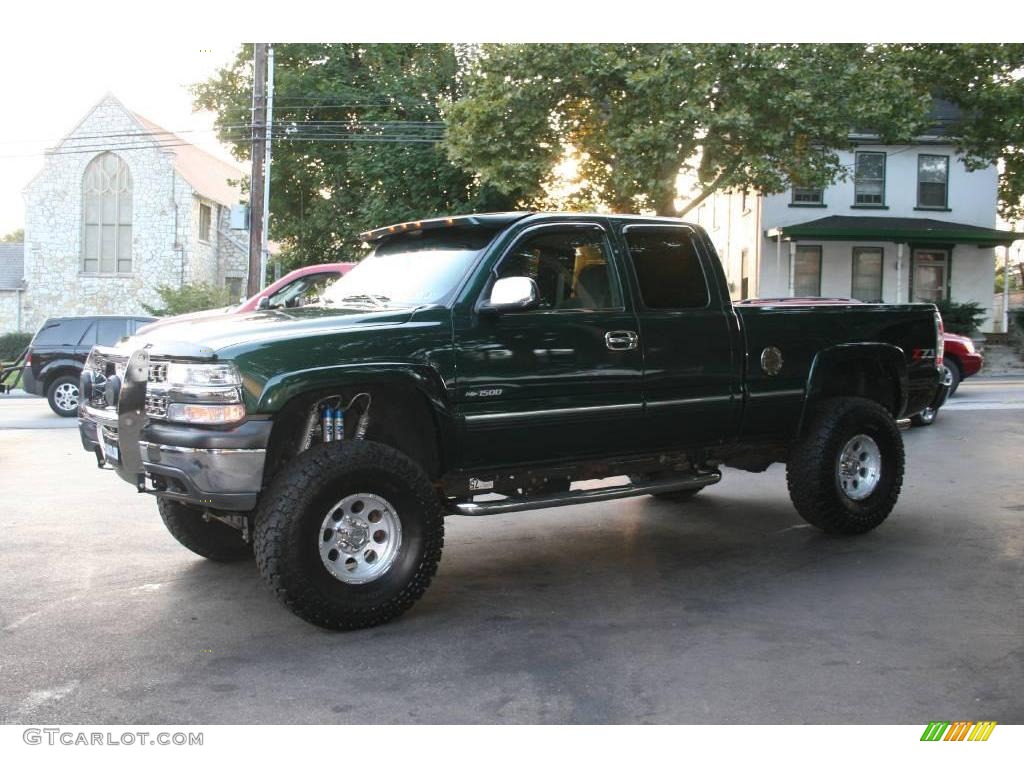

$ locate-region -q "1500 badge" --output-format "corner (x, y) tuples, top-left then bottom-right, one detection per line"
(466, 388), (503, 398)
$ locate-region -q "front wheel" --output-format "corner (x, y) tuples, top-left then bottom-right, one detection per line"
(253, 440), (444, 630)
(157, 498), (253, 561)
(786, 397), (904, 535)
(943, 361), (962, 397)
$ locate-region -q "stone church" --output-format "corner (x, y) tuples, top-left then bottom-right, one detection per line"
(13, 94), (248, 333)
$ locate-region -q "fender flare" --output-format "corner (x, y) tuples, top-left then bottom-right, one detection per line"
(257, 362), (456, 473)
(37, 359), (83, 388)
(799, 342), (908, 432)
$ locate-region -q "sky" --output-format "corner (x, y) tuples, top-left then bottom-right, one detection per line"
(2, 0), (1016, 239)
(0, 36), (243, 235)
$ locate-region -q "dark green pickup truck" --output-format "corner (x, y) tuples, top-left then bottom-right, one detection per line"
(78, 212), (944, 629)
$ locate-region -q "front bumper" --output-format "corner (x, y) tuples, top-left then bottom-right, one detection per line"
(78, 349), (271, 512)
(958, 351), (984, 379)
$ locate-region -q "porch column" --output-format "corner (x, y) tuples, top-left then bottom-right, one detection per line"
(775, 235), (782, 294)
(895, 243), (903, 303)
(1003, 244), (1011, 333)
(788, 240), (796, 297)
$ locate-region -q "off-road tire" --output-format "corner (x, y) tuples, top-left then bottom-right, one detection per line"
(46, 374), (80, 417)
(157, 498), (253, 562)
(253, 440), (444, 630)
(786, 397), (904, 535)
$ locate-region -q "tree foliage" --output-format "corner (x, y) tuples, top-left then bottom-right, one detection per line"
(884, 44), (1024, 221)
(446, 44), (936, 215)
(194, 44), (515, 268)
(142, 282), (233, 317)
(1, 228), (24, 243)
(446, 44), (1024, 217)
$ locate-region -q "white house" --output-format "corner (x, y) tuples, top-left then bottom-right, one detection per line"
(688, 117), (1020, 333)
(10, 94), (249, 335)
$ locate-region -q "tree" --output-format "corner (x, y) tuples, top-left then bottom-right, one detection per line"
(883, 44), (1024, 221)
(446, 44), (934, 216)
(193, 44), (515, 268)
(1, 228), (23, 243)
(142, 283), (233, 317)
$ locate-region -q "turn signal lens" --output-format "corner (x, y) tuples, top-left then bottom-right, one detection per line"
(165, 402), (246, 425)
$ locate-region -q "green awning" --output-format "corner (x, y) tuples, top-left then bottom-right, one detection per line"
(766, 215), (1021, 248)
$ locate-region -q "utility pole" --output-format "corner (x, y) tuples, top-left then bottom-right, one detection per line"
(259, 44), (275, 290)
(247, 43), (268, 298)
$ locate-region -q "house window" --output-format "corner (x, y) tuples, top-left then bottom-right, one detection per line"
(917, 155), (949, 209)
(741, 189), (750, 213)
(82, 152), (132, 273)
(851, 247), (883, 302)
(793, 245), (822, 297)
(199, 203), (212, 242)
(792, 187), (824, 205)
(854, 151), (886, 206)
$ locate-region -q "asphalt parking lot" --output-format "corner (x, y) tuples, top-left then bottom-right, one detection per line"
(1, 381), (1022, 724)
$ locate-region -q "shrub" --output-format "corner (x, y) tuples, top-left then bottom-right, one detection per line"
(0, 331), (32, 361)
(934, 300), (986, 336)
(142, 282), (233, 317)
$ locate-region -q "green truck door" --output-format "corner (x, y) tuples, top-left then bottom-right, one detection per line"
(620, 224), (742, 450)
(453, 222), (645, 469)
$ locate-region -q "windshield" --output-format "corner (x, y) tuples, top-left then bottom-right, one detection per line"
(318, 228), (497, 307)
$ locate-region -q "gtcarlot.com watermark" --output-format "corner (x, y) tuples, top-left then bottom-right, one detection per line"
(23, 728), (203, 746)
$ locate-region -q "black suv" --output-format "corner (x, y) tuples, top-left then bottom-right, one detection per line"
(22, 315), (154, 416)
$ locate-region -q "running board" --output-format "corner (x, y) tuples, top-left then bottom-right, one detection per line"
(448, 471), (722, 516)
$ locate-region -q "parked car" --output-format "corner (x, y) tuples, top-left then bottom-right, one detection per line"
(940, 331), (983, 397)
(137, 263), (354, 335)
(78, 213), (943, 630)
(22, 315), (154, 416)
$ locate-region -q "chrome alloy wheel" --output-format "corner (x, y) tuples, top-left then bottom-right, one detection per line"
(319, 493), (402, 584)
(836, 434), (882, 501)
(941, 364), (954, 387)
(54, 382), (79, 412)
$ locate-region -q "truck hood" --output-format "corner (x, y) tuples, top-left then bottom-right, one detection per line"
(114, 305), (418, 359)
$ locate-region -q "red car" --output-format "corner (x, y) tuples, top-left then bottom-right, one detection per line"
(138, 263), (354, 335)
(941, 331), (983, 396)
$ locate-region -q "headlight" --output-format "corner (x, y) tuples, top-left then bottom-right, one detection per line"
(166, 402), (246, 425)
(160, 362), (245, 424)
(963, 338), (976, 355)
(166, 362), (241, 387)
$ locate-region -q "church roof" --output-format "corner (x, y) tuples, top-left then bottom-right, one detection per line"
(131, 112), (244, 208)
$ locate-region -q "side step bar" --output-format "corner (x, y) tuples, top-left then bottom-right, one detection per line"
(448, 471), (722, 517)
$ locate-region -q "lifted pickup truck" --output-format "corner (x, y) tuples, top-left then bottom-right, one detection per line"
(78, 213), (944, 629)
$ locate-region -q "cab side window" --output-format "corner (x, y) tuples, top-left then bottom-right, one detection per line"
(625, 228), (709, 309)
(496, 228), (620, 311)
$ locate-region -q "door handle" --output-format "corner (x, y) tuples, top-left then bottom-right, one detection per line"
(605, 330), (639, 351)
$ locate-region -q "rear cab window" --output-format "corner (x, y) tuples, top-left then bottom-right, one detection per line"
(623, 227), (710, 310)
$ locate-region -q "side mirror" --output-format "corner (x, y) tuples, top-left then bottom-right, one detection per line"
(256, 296), (271, 311)
(479, 276), (540, 315)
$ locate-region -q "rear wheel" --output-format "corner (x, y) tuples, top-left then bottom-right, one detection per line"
(157, 498), (253, 562)
(911, 405), (938, 427)
(47, 375), (80, 417)
(253, 440), (444, 630)
(787, 397), (904, 535)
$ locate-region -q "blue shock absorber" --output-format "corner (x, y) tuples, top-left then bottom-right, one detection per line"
(335, 407), (345, 441)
